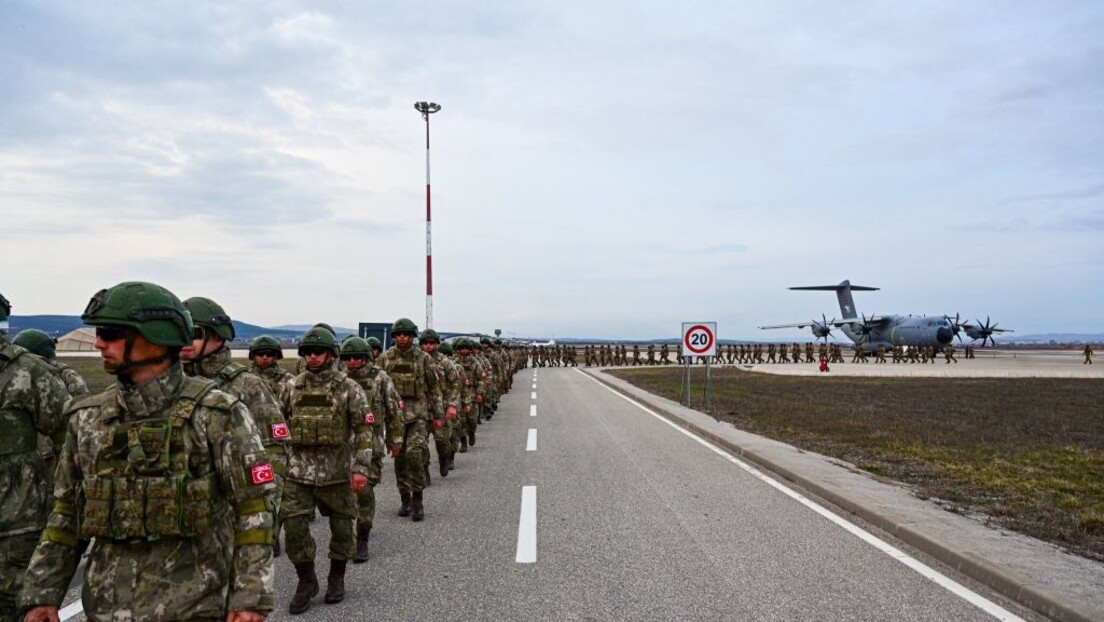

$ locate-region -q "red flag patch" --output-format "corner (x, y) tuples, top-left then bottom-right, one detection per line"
(364, 411), (376, 424)
(250, 463), (275, 485)
(271, 422), (290, 440)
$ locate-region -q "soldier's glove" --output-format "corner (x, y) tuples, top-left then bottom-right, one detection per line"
(350, 473), (368, 493)
(432, 419), (444, 431)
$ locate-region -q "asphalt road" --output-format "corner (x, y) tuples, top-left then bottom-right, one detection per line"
(55, 366), (1047, 622)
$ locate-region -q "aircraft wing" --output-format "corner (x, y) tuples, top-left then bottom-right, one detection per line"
(828, 316), (886, 327)
(758, 322), (822, 330)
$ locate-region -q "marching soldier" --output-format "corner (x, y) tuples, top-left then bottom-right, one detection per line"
(419, 330), (463, 477)
(19, 283), (275, 622)
(944, 344), (958, 364)
(1084, 344), (1094, 365)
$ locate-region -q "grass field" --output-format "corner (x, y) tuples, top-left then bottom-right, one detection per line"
(608, 366), (1104, 562)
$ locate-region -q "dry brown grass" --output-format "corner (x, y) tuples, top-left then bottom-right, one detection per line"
(609, 366), (1104, 562)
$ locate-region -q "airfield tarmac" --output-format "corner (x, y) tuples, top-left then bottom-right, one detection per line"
(735, 349), (1103, 378)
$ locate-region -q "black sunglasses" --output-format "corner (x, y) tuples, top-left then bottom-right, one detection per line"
(253, 350), (280, 358)
(301, 347), (329, 357)
(95, 325), (129, 342)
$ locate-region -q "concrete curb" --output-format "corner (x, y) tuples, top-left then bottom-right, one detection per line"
(584, 368), (1102, 622)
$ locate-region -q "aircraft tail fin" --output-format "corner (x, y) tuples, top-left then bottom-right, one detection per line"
(789, 279), (877, 320)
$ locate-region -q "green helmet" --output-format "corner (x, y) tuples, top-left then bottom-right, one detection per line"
(183, 297), (235, 341)
(249, 335), (283, 359)
(81, 281), (192, 347)
(298, 326), (339, 356)
(366, 336), (383, 350)
(419, 328), (440, 343)
(312, 322), (337, 337)
(439, 341), (453, 355)
(14, 329), (56, 359)
(392, 318), (418, 335)
(340, 337), (373, 359)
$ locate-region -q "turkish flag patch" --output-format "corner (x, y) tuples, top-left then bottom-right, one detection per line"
(250, 463), (275, 485)
(364, 411), (376, 424)
(271, 422), (290, 440)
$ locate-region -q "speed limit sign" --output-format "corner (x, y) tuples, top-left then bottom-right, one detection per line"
(681, 322), (717, 357)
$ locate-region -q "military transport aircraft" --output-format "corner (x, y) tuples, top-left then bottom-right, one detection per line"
(758, 280), (1013, 351)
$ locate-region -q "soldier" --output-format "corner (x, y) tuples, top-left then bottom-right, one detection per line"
(279, 327), (373, 613)
(944, 344), (958, 364)
(296, 323), (339, 374)
(376, 319), (446, 522)
(248, 335), (294, 397)
(181, 298), (290, 558)
(766, 343), (777, 363)
(419, 330), (462, 478)
(851, 345), (864, 363)
(631, 344), (640, 366)
(779, 343), (790, 363)
(0, 296), (69, 622)
(366, 336), (384, 361)
(875, 346), (887, 363)
(12, 329), (89, 503)
(453, 338), (486, 449)
(1084, 344), (1093, 365)
(646, 344), (656, 365)
(660, 343), (671, 364)
(339, 338), (403, 564)
(19, 282), (275, 622)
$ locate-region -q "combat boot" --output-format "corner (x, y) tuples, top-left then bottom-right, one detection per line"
(398, 492), (412, 517)
(448, 453), (456, 470)
(324, 559), (347, 604)
(439, 454), (450, 477)
(353, 521), (371, 563)
(469, 431), (476, 446)
(289, 561), (319, 614)
(411, 491), (425, 522)
(460, 436), (469, 453)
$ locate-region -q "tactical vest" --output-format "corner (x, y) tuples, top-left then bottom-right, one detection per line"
(388, 360), (418, 399)
(215, 361), (248, 387)
(288, 373), (347, 446)
(0, 345), (38, 457)
(78, 377), (223, 541)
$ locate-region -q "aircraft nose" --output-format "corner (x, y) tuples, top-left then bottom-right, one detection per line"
(937, 327), (953, 344)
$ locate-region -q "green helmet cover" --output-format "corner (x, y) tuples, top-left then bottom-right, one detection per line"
(249, 335), (283, 359)
(81, 281), (192, 347)
(419, 328), (440, 343)
(366, 336), (383, 349)
(14, 329), (56, 359)
(298, 326), (339, 356)
(312, 322), (337, 337)
(183, 296), (235, 341)
(392, 317), (418, 335)
(439, 341), (453, 354)
(340, 336), (373, 359)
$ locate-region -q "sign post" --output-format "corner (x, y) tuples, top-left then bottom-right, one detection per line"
(681, 322), (717, 410)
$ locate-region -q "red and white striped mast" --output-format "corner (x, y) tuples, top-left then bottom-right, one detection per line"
(414, 101), (441, 329)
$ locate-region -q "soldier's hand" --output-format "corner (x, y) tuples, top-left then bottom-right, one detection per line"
(350, 473), (368, 493)
(24, 606), (60, 622)
(388, 443), (402, 458)
(464, 404), (471, 414)
(432, 418), (444, 431)
(475, 394), (483, 404)
(446, 406), (458, 420)
(226, 610), (266, 622)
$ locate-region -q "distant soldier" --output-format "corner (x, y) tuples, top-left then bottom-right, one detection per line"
(660, 343), (671, 364)
(767, 343), (777, 363)
(944, 344), (957, 364)
(851, 345), (864, 363)
(0, 296), (69, 622)
(631, 344), (641, 366)
(248, 335), (294, 397)
(805, 342), (815, 364)
(875, 346), (887, 363)
(419, 329), (463, 478)
(646, 344), (656, 365)
(778, 343), (790, 363)
(1084, 345), (1094, 365)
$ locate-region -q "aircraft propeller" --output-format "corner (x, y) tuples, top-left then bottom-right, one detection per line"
(971, 316), (1005, 347)
(810, 313), (836, 344)
(855, 312), (879, 343)
(944, 312), (968, 343)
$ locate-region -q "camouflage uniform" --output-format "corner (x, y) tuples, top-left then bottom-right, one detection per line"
(20, 362), (276, 621)
(0, 330), (69, 622)
(376, 324), (443, 520)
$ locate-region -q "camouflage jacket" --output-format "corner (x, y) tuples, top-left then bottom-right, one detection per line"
(186, 347), (289, 476)
(49, 360), (89, 398)
(345, 365), (404, 447)
(249, 361), (294, 403)
(433, 353), (470, 410)
(19, 362), (276, 618)
(0, 338), (70, 538)
(375, 345), (443, 424)
(280, 367), (372, 486)
(455, 354), (487, 403)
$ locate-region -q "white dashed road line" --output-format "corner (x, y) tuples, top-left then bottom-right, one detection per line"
(526, 429), (538, 451)
(516, 486), (538, 563)
(529, 404), (537, 417)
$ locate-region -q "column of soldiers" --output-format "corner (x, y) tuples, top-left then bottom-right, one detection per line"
(3, 282), (526, 622)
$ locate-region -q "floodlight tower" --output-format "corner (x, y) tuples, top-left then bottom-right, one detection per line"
(415, 101), (442, 329)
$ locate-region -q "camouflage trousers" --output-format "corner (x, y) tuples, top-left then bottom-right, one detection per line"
(464, 407), (479, 436)
(356, 455), (383, 525)
(395, 420), (429, 493)
(0, 532), (39, 622)
(281, 481), (356, 563)
(433, 417), (462, 458)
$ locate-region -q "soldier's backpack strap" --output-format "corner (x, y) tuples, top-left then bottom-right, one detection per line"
(177, 376), (220, 413)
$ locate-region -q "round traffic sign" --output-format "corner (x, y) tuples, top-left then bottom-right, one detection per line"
(683, 324), (715, 355)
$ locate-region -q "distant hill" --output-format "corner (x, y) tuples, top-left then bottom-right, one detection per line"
(272, 324), (358, 337)
(9, 315), (302, 342)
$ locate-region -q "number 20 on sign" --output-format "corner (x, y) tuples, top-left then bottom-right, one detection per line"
(681, 322), (717, 358)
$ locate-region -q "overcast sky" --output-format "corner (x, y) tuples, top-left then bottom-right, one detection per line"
(3, 2), (1101, 340)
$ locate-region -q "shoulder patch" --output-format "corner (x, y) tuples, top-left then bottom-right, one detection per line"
(64, 389), (111, 415)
